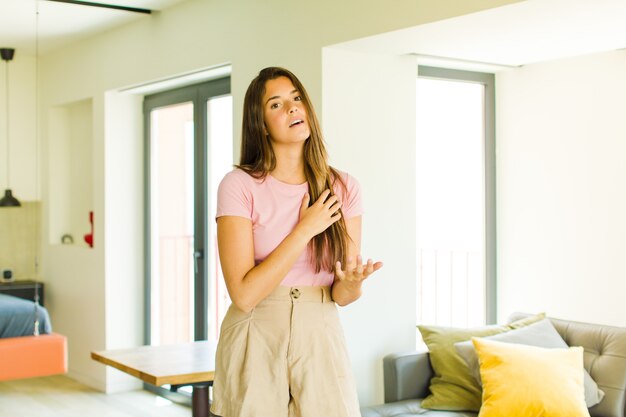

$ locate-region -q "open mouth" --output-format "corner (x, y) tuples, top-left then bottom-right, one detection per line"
(289, 119), (304, 127)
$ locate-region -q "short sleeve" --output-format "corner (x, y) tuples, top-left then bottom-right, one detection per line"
(216, 170), (253, 220)
(339, 172), (364, 219)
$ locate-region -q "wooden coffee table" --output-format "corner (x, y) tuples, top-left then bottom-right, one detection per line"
(92, 341), (217, 417)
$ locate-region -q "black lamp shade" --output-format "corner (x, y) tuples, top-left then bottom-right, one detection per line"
(0, 189), (21, 207)
(0, 49), (15, 61)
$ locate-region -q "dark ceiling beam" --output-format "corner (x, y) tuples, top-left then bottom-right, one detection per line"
(44, 0), (152, 14)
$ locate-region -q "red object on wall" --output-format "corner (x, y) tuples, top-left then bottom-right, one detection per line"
(84, 211), (94, 248)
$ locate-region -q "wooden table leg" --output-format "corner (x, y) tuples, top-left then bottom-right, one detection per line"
(192, 384), (209, 417)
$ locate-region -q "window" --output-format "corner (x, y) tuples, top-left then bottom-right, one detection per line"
(416, 67), (495, 333)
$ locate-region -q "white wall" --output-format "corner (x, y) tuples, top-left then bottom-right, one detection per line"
(42, 92), (106, 389)
(48, 99), (94, 247)
(103, 91), (144, 392)
(323, 47), (418, 403)
(496, 49), (626, 326)
(36, 0), (523, 401)
(0, 53), (37, 201)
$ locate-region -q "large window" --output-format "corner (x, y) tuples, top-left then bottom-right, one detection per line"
(416, 67), (495, 332)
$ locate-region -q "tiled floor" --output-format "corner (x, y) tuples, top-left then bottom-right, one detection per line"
(0, 375), (191, 417)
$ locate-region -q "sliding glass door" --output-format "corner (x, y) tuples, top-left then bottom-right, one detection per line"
(144, 78), (231, 347)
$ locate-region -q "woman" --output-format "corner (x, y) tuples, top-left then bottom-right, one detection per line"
(210, 67), (383, 417)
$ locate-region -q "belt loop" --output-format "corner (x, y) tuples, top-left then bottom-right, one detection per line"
(322, 287), (327, 303)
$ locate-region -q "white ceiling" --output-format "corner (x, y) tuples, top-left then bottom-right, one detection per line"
(335, 0), (626, 70)
(0, 0), (186, 55)
(4, 0), (626, 69)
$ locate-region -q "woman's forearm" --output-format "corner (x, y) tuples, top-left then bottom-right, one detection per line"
(225, 190), (342, 312)
(233, 226), (311, 312)
(331, 279), (363, 306)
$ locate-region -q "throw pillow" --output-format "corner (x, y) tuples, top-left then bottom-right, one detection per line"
(454, 319), (605, 408)
(472, 337), (590, 417)
(417, 313), (545, 411)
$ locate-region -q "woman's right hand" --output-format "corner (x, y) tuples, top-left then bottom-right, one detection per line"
(297, 189), (342, 239)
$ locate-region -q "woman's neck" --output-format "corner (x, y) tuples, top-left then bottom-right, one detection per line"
(271, 143), (306, 184)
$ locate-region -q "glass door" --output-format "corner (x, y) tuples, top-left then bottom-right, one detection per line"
(144, 78), (231, 347)
(205, 93), (233, 341)
(148, 100), (195, 345)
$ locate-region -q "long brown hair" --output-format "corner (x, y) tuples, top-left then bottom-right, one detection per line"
(237, 67), (350, 273)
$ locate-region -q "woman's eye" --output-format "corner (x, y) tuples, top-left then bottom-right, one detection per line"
(294, 95), (302, 101)
(270, 103), (279, 109)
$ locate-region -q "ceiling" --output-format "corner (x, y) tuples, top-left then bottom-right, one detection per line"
(5, 0), (626, 69)
(0, 0), (186, 55)
(335, 0), (626, 71)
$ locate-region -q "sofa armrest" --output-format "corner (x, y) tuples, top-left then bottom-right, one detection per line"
(383, 351), (433, 403)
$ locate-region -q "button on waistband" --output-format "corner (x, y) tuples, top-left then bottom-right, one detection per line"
(290, 288), (301, 299)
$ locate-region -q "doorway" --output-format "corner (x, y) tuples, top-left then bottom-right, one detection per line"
(143, 77), (232, 347)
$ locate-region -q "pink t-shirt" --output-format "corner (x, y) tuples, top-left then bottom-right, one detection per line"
(216, 168), (363, 286)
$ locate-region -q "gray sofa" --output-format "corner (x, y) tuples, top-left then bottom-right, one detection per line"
(361, 314), (626, 417)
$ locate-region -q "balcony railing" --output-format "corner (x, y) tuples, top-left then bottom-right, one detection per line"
(417, 247), (485, 329)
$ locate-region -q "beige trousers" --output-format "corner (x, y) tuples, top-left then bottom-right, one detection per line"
(210, 286), (361, 417)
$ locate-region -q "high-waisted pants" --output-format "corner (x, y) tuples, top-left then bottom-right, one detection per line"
(210, 285), (361, 417)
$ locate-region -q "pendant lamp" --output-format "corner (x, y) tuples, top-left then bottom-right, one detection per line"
(0, 47), (21, 207)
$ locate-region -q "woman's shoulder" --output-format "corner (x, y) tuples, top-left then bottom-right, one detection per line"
(221, 168), (263, 186)
(331, 168), (363, 216)
(331, 168), (361, 190)
(223, 167), (250, 179)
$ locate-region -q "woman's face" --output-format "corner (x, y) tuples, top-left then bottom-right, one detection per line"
(262, 76), (310, 146)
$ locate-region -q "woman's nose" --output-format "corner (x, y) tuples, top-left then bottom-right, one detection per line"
(288, 103), (299, 113)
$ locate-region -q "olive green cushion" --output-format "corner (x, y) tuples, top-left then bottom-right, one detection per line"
(417, 313), (545, 411)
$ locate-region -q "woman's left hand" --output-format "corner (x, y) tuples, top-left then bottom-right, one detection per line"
(335, 255), (383, 286)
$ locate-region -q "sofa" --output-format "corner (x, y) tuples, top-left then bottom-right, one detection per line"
(361, 314), (626, 417)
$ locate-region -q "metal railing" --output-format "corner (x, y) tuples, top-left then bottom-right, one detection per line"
(417, 248), (485, 329)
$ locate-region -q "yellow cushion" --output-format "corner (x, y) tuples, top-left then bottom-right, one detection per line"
(418, 313), (545, 411)
(472, 337), (590, 417)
